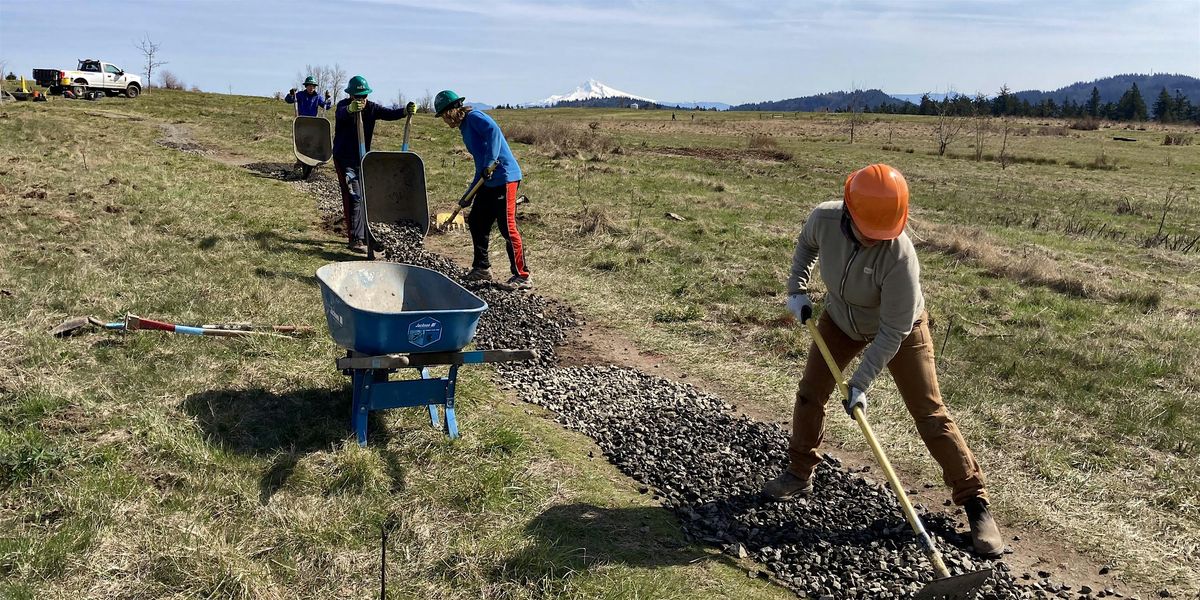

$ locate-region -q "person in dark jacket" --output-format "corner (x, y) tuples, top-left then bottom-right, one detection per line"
(332, 75), (414, 253)
(434, 89), (530, 289)
(285, 76), (331, 117)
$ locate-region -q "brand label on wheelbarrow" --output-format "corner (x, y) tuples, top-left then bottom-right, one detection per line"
(408, 317), (442, 348)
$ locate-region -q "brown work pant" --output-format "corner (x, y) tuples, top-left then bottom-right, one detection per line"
(788, 311), (987, 505)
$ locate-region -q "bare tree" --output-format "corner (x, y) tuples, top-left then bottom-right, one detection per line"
(846, 88), (866, 144)
(419, 89), (434, 113)
(396, 90), (407, 109)
(158, 70), (184, 90)
(134, 34), (167, 92)
(972, 93), (989, 161)
(329, 63), (347, 103)
(934, 92), (967, 156)
(998, 117), (1013, 169)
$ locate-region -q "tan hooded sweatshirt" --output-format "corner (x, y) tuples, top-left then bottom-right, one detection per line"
(787, 201), (925, 392)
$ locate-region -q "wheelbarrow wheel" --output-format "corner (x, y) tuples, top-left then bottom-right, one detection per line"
(301, 164), (314, 180)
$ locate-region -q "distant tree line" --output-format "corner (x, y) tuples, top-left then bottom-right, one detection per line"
(859, 83), (1199, 124)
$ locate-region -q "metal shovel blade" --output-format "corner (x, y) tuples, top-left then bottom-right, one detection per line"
(50, 316), (94, 337)
(913, 568), (993, 600)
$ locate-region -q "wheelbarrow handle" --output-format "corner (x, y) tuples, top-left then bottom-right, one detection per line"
(803, 313), (952, 579)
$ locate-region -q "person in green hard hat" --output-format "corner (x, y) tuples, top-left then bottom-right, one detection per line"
(285, 75), (332, 117)
(332, 75), (416, 253)
(435, 89), (530, 289)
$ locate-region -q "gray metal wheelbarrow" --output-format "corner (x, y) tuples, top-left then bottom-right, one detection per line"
(293, 116), (332, 179)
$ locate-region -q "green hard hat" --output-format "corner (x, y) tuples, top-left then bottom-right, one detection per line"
(345, 75), (372, 96)
(434, 90), (464, 116)
(303, 75), (317, 86)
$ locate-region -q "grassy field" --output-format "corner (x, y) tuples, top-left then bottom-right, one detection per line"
(1, 90), (1198, 596)
(0, 93), (789, 599)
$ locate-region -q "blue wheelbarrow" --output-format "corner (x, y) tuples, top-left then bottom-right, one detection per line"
(317, 261), (536, 444)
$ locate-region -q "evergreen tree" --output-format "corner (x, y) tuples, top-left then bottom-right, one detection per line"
(1117, 82), (1148, 121)
(918, 93), (936, 115)
(1173, 90), (1193, 123)
(1086, 86), (1101, 117)
(1153, 87), (1174, 122)
(992, 85), (1014, 116)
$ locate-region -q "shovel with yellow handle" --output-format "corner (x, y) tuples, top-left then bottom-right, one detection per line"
(434, 159), (500, 233)
(800, 305), (992, 600)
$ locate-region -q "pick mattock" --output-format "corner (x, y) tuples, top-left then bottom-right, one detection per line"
(800, 305), (992, 600)
(434, 159), (500, 233)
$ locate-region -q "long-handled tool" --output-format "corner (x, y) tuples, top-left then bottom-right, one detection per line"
(400, 106), (414, 152)
(800, 306), (992, 600)
(51, 314), (313, 338)
(434, 160), (500, 233)
(354, 108), (378, 260)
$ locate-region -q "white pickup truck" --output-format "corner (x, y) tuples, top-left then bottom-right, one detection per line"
(32, 59), (143, 98)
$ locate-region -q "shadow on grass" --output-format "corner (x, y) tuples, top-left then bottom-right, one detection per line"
(243, 161), (301, 181)
(249, 230), (351, 262)
(182, 386), (397, 503)
(492, 503), (736, 587)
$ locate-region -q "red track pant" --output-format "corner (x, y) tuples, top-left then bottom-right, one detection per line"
(467, 181), (529, 278)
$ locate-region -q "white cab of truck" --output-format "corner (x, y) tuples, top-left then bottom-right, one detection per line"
(32, 60), (143, 98)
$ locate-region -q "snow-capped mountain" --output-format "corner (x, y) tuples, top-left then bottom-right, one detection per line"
(525, 79), (656, 107)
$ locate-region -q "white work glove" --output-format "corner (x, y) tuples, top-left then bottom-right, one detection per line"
(844, 386), (868, 417)
(787, 294), (813, 322)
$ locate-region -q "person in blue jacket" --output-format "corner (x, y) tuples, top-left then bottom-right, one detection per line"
(332, 75), (415, 253)
(435, 89), (530, 290)
(285, 76), (331, 117)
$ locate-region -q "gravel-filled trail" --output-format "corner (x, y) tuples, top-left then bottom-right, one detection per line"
(292, 177), (1126, 600)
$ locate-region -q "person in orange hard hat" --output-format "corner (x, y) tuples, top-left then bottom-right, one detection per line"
(762, 164), (1004, 557)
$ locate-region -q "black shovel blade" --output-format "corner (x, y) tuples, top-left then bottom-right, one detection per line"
(913, 569), (993, 600)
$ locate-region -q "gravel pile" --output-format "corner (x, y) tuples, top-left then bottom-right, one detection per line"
(313, 204), (1117, 600)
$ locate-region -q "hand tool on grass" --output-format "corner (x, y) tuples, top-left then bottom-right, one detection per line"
(51, 314), (312, 338)
(434, 159), (500, 233)
(800, 305), (992, 600)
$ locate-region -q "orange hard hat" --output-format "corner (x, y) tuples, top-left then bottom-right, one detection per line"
(843, 164), (909, 240)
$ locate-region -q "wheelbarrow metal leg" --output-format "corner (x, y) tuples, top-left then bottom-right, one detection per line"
(353, 370), (370, 446)
(422, 368), (441, 429)
(444, 365), (460, 439)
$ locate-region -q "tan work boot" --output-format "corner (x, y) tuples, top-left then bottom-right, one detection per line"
(964, 497), (1004, 557)
(761, 471), (812, 501)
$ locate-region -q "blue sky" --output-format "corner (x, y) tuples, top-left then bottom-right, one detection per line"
(1, 0), (1197, 104)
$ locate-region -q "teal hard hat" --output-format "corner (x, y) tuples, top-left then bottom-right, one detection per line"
(345, 75), (372, 96)
(303, 75), (317, 86)
(434, 90), (464, 116)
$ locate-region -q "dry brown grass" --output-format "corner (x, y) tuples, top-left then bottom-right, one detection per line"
(747, 133), (778, 149)
(912, 221), (1160, 308)
(505, 121), (621, 158)
(575, 204), (622, 235)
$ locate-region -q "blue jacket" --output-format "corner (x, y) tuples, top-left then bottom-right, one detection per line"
(460, 110), (521, 188)
(332, 98), (407, 167)
(285, 90), (332, 117)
